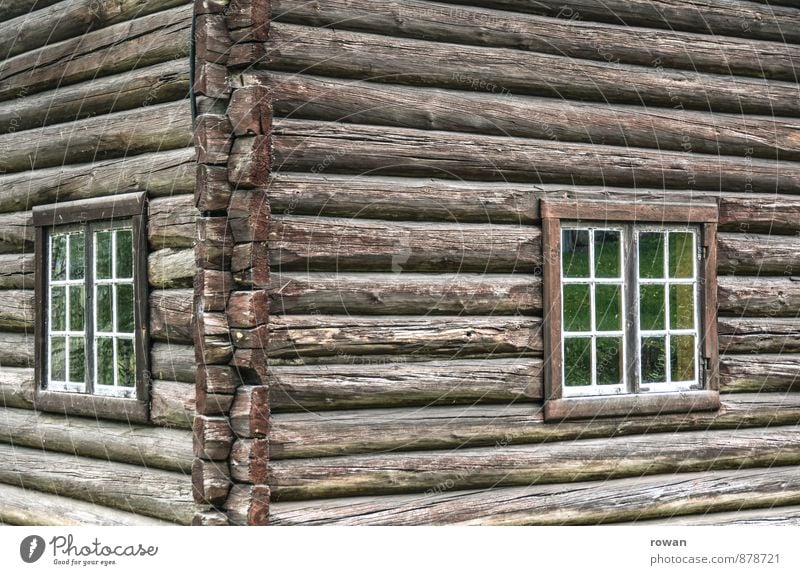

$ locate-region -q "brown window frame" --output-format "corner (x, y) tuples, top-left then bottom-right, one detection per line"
(32, 192), (150, 423)
(541, 199), (720, 421)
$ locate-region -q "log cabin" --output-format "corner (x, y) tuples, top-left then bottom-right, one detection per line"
(0, 0), (799, 526)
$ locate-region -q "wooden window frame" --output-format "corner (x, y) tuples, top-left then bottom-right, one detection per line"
(33, 193), (150, 423)
(541, 199), (720, 422)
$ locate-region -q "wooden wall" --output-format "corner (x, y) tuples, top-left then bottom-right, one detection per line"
(228, 0), (800, 524)
(0, 0), (197, 525)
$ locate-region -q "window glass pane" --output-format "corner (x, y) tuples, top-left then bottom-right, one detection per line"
(117, 339), (135, 388)
(50, 336), (66, 381)
(116, 229), (133, 279)
(117, 284), (134, 333)
(564, 337), (591, 387)
(68, 337), (85, 383)
(50, 286), (66, 331)
(671, 335), (696, 382)
(595, 284), (621, 332)
(95, 230), (112, 279)
(562, 229), (590, 278)
(641, 336), (667, 384)
(669, 284), (695, 330)
(96, 285), (113, 333)
(563, 284), (591, 332)
(51, 235), (67, 281)
(96, 337), (114, 386)
(68, 233), (85, 280)
(593, 230), (620, 278)
(669, 232), (694, 278)
(69, 286), (84, 332)
(638, 232), (664, 279)
(639, 285), (665, 331)
(596, 337), (623, 385)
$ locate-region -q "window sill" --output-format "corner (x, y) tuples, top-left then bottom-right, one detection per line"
(544, 390), (720, 422)
(35, 391), (149, 424)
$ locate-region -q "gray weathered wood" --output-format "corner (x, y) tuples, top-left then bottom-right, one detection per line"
(0, 406), (192, 472)
(627, 506), (800, 526)
(150, 379), (195, 429)
(718, 233), (800, 275)
(0, 367), (34, 408)
(0, 290), (33, 332)
(150, 289), (193, 344)
(718, 277), (800, 317)
(0, 253), (33, 289)
(0, 0), (61, 22)
(719, 195), (800, 234)
(148, 194), (196, 249)
(268, 466), (800, 525)
(719, 317), (800, 354)
(0, 211), (31, 254)
(151, 343), (196, 383)
(149, 248), (194, 289)
(720, 354), (800, 393)
(0, 331), (33, 367)
(0, 443), (196, 524)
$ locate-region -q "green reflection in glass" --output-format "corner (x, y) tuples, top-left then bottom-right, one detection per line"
(564, 337), (591, 387)
(69, 233), (84, 280)
(117, 339), (135, 388)
(639, 284), (665, 331)
(641, 336), (667, 384)
(117, 284), (134, 333)
(116, 230), (133, 279)
(50, 286), (66, 331)
(596, 336), (623, 385)
(671, 335), (696, 382)
(595, 284), (621, 332)
(639, 232), (665, 279)
(669, 232), (694, 278)
(95, 231), (112, 279)
(96, 337), (114, 387)
(563, 284), (591, 332)
(96, 285), (113, 333)
(562, 229), (590, 278)
(51, 235), (67, 281)
(69, 285), (84, 331)
(69, 337), (85, 383)
(669, 284), (695, 330)
(50, 336), (66, 381)
(594, 230), (620, 278)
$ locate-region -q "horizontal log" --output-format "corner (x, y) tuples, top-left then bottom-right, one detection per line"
(0, 483), (176, 526)
(265, 426), (800, 500)
(719, 317), (800, 354)
(266, 358), (542, 414)
(0, 59), (190, 135)
(0, 367), (34, 409)
(718, 277), (800, 317)
(225, 484), (270, 526)
(0, 0), (61, 22)
(0, 290), (33, 332)
(192, 458), (231, 506)
(0, 210), (31, 254)
(0, 406), (192, 472)
(149, 248), (194, 289)
(151, 342), (196, 383)
(268, 466), (800, 525)
(271, 215), (539, 273)
(0, 253), (33, 289)
(269, 272), (540, 315)
(0, 100), (192, 174)
(267, 393), (800, 459)
(148, 194), (196, 249)
(0, 443), (195, 524)
(440, 0), (800, 44)
(265, 315), (542, 360)
(273, 119), (799, 193)
(229, 384), (270, 438)
(628, 505), (800, 526)
(719, 195), (800, 234)
(191, 510), (229, 526)
(718, 232), (800, 275)
(193, 415), (234, 460)
(0, 331), (33, 367)
(249, 71), (800, 161)
(0, 4), (192, 102)
(0, 147), (196, 213)
(720, 354), (800, 393)
(150, 379), (195, 428)
(150, 289), (193, 344)
(271, 0), (800, 82)
(262, 23), (800, 116)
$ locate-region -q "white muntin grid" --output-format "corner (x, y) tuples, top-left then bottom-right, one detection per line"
(635, 227), (700, 393)
(47, 231), (86, 393)
(560, 225), (627, 397)
(93, 227), (136, 398)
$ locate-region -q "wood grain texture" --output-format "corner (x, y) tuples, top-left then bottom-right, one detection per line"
(718, 277), (800, 317)
(150, 379), (195, 428)
(151, 342), (196, 383)
(0, 253), (33, 289)
(627, 506), (800, 526)
(0, 331), (33, 367)
(719, 317), (800, 354)
(0, 367), (34, 409)
(720, 354), (800, 393)
(717, 232), (800, 275)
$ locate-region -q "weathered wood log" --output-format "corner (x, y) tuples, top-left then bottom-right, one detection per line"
(150, 289), (193, 344)
(228, 85), (272, 136)
(265, 315), (542, 360)
(718, 233), (800, 276)
(0, 147), (196, 213)
(196, 389), (235, 416)
(192, 458), (231, 506)
(628, 506), (800, 526)
(195, 269), (232, 312)
(0, 0), (62, 22)
(0, 367), (34, 409)
(194, 113), (233, 165)
(718, 277), (800, 317)
(0, 331), (33, 367)
(262, 23), (800, 116)
(267, 358), (542, 413)
(150, 379), (195, 428)
(148, 248), (194, 289)
(0, 406), (192, 472)
(249, 71), (800, 161)
(441, 0), (800, 44)
(196, 164), (232, 212)
(0, 483), (176, 526)
(195, 12), (232, 64)
(198, 365), (241, 395)
(193, 60), (230, 99)
(719, 318), (800, 354)
(231, 241), (269, 287)
(0, 100), (192, 174)
(225, 484), (270, 526)
(0, 5), (192, 103)
(227, 290), (268, 328)
(0, 60), (189, 135)
(719, 195), (800, 234)
(230, 385), (270, 438)
(268, 466), (800, 525)
(193, 312), (233, 364)
(150, 343), (196, 383)
(229, 189), (270, 242)
(273, 119), (799, 193)
(0, 290), (33, 332)
(230, 438), (269, 484)
(0, 443), (196, 524)
(265, 426), (800, 501)
(270, 215), (539, 273)
(720, 355), (800, 393)
(196, 217), (233, 270)
(228, 135), (270, 188)
(0, 0), (189, 60)
(226, 0), (270, 42)
(267, 393), (800, 459)
(270, 0), (800, 82)
(0, 211), (31, 254)
(148, 194), (196, 249)
(269, 272), (541, 315)
(0, 253), (33, 289)
(193, 415), (234, 460)
(191, 510), (229, 526)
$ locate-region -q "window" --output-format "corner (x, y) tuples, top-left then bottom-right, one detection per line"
(33, 193), (149, 422)
(541, 200), (719, 421)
